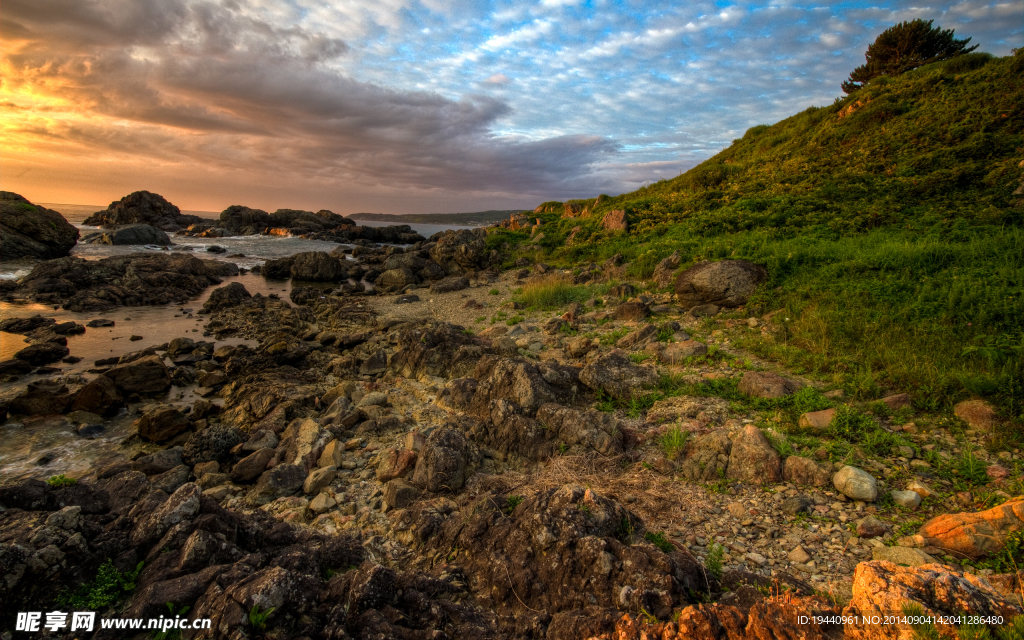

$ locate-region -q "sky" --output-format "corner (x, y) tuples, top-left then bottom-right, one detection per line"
(2, 0), (1021, 215)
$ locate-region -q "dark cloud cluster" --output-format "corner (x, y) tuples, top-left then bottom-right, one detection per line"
(1, 0), (619, 203)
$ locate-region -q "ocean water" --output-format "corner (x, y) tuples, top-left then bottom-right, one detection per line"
(0, 204), (484, 482)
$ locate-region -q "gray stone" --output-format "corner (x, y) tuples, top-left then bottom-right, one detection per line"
(833, 465), (878, 502)
(891, 490), (922, 509)
(303, 466), (337, 495)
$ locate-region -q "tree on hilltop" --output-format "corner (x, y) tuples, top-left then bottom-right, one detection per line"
(842, 19), (978, 93)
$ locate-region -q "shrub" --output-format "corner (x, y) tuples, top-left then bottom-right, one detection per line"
(47, 474), (77, 488)
(58, 560), (143, 609)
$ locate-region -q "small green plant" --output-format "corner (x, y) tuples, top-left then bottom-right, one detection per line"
(558, 442), (569, 454)
(489, 288), (500, 295)
(248, 604), (275, 632)
(616, 516), (635, 543)
(577, 503), (593, 515)
(955, 447), (991, 487)
(659, 425), (690, 459)
(58, 560), (143, 609)
(599, 327), (630, 345)
(47, 474), (77, 488)
(506, 495), (524, 513)
(644, 531), (675, 553)
(629, 352), (651, 364)
(705, 543), (724, 580)
(639, 607), (658, 624)
(152, 602), (191, 640)
(828, 406), (880, 443)
(506, 315), (525, 325)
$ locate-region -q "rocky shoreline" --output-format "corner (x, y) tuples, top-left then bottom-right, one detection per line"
(2, 205), (1023, 639)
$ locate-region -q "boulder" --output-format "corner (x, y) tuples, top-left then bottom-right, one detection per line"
(679, 431), (732, 481)
(579, 350), (658, 400)
(738, 371), (801, 398)
(375, 449), (417, 482)
(70, 376), (123, 416)
(843, 561), (1021, 640)
(674, 259), (767, 308)
(602, 209), (628, 232)
(375, 268), (419, 293)
(203, 282), (251, 311)
(9, 380), (76, 415)
(726, 426), (781, 484)
(383, 478), (421, 509)
(782, 456), (831, 487)
(535, 403), (624, 456)
(290, 251), (347, 281)
(103, 355), (171, 395)
(856, 515), (888, 539)
(89, 224), (171, 246)
(428, 228), (489, 275)
(613, 302), (650, 321)
(410, 427), (472, 493)
(868, 546), (936, 567)
(798, 408), (836, 430)
(134, 404), (191, 442)
(833, 465), (878, 502)
(0, 192), (80, 260)
(230, 448), (275, 483)
(303, 466), (337, 495)
(250, 464), (306, 505)
(13, 341), (69, 366)
(429, 276), (470, 293)
(918, 497), (1024, 559)
(83, 191), (201, 232)
(891, 490), (922, 509)
(653, 340), (707, 363)
(182, 425), (243, 466)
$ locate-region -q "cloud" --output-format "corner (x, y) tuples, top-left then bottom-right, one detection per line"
(1, 0), (619, 206)
(1, 0), (1021, 213)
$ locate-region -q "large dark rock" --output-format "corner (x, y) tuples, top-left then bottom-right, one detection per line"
(70, 375), (123, 416)
(375, 268), (419, 293)
(0, 192), (79, 261)
(679, 431), (733, 481)
(9, 380), (77, 415)
(4, 253), (230, 311)
(250, 464), (306, 505)
(579, 350), (658, 400)
(83, 191), (203, 232)
(135, 404), (191, 442)
(104, 355), (171, 395)
(738, 371), (802, 398)
(203, 282), (251, 311)
(429, 275), (470, 293)
(410, 427), (472, 493)
(219, 205), (272, 234)
(674, 259), (768, 308)
(428, 228), (491, 275)
(13, 341), (69, 365)
(82, 224), (171, 246)
(182, 425), (243, 466)
(290, 251), (348, 281)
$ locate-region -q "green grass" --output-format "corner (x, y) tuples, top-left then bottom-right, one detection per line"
(705, 543), (724, 580)
(644, 531), (675, 553)
(515, 275), (592, 309)
(58, 560), (143, 610)
(659, 425), (690, 459)
(47, 474), (77, 488)
(484, 51), (1024, 418)
(249, 605), (275, 632)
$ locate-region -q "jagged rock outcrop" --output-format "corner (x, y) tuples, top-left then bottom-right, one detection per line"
(0, 192), (79, 261)
(83, 191), (203, 232)
(3, 254), (232, 311)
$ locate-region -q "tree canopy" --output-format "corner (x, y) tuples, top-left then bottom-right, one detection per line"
(842, 19), (978, 94)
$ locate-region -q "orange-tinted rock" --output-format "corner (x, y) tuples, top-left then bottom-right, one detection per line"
(954, 399), (998, 431)
(919, 497), (1024, 559)
(602, 209), (628, 232)
(798, 408), (836, 430)
(843, 560), (1021, 640)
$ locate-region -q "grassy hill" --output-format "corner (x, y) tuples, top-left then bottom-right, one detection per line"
(491, 50), (1024, 418)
